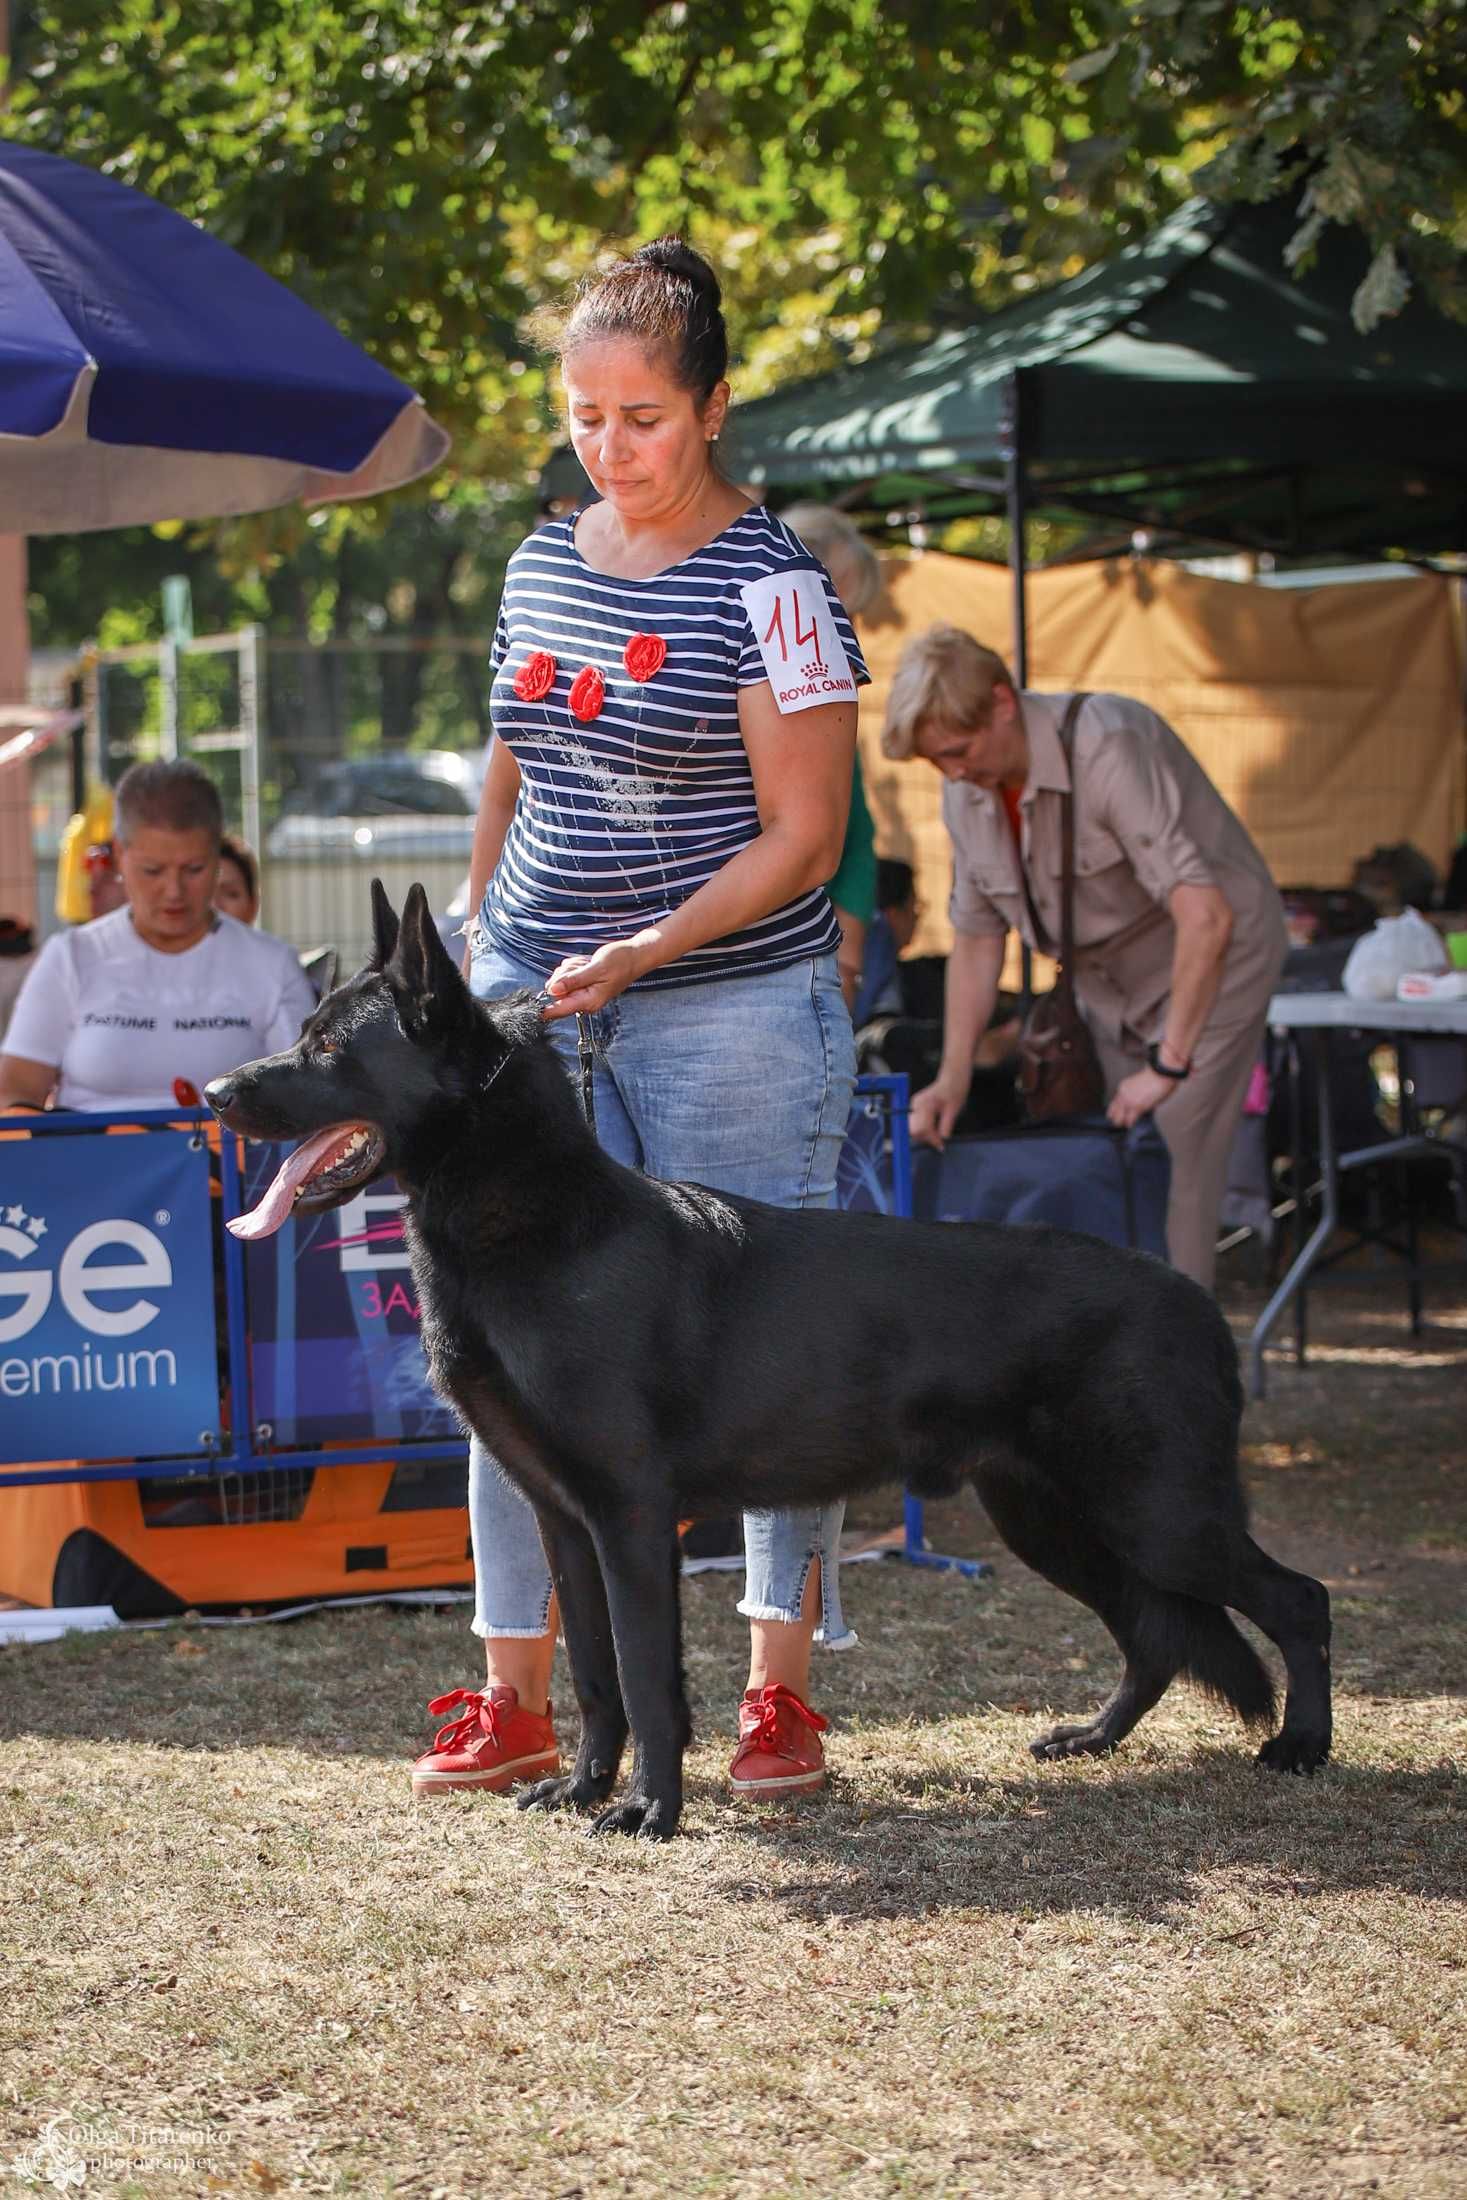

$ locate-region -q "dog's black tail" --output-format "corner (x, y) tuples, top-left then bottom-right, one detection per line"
(1132, 1588), (1277, 1729)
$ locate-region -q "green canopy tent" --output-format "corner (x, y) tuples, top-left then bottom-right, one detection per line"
(543, 193), (1467, 679)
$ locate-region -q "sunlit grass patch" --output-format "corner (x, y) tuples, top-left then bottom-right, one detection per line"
(1, 1271), (1464, 2196)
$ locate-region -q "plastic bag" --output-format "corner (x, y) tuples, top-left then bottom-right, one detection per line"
(1342, 910), (1447, 1001)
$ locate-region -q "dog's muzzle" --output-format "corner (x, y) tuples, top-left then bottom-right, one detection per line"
(222, 1118), (387, 1239)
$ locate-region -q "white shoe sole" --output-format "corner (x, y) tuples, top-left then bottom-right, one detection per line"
(411, 1750), (559, 1797)
(729, 1766), (826, 1796)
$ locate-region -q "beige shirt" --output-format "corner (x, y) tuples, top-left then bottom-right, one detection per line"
(945, 690), (1288, 1046)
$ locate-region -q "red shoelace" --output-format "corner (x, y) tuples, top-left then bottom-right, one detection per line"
(742, 1685), (828, 1756)
(425, 1687), (502, 1756)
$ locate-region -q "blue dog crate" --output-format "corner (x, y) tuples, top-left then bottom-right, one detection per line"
(910, 1116), (1171, 1256)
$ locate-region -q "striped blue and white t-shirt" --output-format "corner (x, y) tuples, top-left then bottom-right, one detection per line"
(482, 505), (870, 989)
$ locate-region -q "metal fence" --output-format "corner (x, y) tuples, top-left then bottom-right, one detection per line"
(84, 629), (491, 969)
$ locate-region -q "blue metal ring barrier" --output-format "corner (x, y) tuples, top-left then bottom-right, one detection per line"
(0, 1081), (988, 1579)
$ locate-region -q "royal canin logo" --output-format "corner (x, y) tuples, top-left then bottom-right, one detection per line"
(777, 671), (856, 704)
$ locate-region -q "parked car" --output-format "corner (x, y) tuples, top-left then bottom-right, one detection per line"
(266, 749), (485, 861)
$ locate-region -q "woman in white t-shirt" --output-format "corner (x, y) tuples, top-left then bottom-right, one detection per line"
(0, 760), (316, 1114)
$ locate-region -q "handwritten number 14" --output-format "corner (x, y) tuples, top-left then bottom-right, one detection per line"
(761, 588), (818, 662)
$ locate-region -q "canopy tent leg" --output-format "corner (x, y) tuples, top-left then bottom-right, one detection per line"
(1004, 373), (1034, 1001)
(1005, 460), (1029, 683)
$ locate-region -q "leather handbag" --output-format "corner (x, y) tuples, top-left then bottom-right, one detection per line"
(1015, 693), (1107, 1122)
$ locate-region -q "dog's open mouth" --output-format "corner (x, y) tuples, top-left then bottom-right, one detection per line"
(227, 1122), (386, 1240)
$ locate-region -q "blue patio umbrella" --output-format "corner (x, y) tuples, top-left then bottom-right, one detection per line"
(0, 140), (450, 533)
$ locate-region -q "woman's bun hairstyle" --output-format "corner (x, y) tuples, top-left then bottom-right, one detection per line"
(630, 236), (723, 312)
(549, 234), (729, 404)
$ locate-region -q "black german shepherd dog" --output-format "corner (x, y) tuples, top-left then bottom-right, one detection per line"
(206, 883), (1332, 1839)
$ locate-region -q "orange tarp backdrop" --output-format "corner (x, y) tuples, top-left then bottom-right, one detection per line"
(854, 556), (1465, 961)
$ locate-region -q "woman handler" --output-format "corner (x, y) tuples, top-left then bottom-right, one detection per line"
(413, 240), (865, 1806)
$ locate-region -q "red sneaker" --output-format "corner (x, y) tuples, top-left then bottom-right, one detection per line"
(410, 1685), (559, 1799)
(728, 1683), (829, 1798)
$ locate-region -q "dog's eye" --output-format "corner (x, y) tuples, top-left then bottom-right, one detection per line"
(316, 1039), (338, 1060)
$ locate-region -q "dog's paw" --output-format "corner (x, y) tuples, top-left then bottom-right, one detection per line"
(516, 1773), (604, 1815)
(1256, 1730), (1331, 1775)
(590, 1792), (679, 1841)
(1029, 1719), (1118, 1761)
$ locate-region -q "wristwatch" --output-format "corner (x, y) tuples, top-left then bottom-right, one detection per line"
(1146, 1041), (1191, 1081)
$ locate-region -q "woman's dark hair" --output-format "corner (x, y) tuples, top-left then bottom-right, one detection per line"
(114, 758), (223, 847)
(218, 831), (259, 903)
(547, 236), (729, 405)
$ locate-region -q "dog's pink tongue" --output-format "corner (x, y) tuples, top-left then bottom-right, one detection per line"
(227, 1127), (354, 1241)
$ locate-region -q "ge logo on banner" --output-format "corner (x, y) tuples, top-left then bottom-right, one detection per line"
(0, 1214), (172, 1343)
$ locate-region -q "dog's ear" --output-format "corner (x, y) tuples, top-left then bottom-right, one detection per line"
(389, 881), (467, 1040)
(369, 879), (400, 969)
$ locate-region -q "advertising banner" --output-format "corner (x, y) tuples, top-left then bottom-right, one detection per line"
(242, 1086), (902, 1446)
(0, 1129), (220, 1465)
(837, 1092), (901, 1214)
(242, 1158), (456, 1446)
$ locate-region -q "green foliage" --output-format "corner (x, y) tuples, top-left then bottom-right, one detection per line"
(12, 0), (1465, 645)
(1078, 0), (1467, 329)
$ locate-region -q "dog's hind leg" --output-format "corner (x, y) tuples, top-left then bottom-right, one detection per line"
(1081, 1485), (1323, 1771)
(517, 1503), (629, 1819)
(973, 1459), (1181, 1760)
(585, 1514), (692, 1842)
(1030, 1652), (1170, 1761)
(1222, 1538), (1332, 1774)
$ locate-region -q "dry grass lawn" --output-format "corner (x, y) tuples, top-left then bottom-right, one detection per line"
(2, 1266), (1465, 2198)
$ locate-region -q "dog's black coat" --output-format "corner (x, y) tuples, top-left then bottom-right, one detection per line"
(207, 883), (1332, 1839)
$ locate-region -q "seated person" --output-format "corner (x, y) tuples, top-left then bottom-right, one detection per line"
(0, 917), (35, 1048)
(213, 832), (261, 926)
(214, 829), (339, 993)
(852, 858), (920, 1028)
(0, 759), (317, 1114)
(83, 837), (128, 921)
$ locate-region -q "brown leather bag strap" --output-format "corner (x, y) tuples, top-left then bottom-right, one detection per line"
(1015, 836), (1045, 955)
(1054, 692), (1089, 986)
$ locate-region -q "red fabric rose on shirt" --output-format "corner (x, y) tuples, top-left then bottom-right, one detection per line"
(623, 632), (667, 683)
(568, 665), (606, 722)
(512, 650), (557, 703)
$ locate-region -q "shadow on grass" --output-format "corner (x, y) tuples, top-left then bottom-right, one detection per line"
(5, 1613), (1464, 1934)
(702, 1751), (1467, 1926)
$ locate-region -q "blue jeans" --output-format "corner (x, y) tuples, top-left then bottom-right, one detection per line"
(467, 936), (859, 1653)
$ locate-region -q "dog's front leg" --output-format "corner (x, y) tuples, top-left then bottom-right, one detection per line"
(517, 1503), (629, 1818)
(588, 1515), (690, 1841)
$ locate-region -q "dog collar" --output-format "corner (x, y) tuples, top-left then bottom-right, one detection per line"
(481, 995), (595, 1129)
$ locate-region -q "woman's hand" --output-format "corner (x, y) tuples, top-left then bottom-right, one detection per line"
(541, 941), (649, 1020)
(1107, 1066), (1175, 1129)
(908, 1071), (969, 1149)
